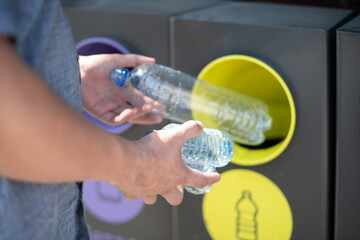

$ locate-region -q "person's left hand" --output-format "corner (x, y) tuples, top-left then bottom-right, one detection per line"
(80, 54), (163, 125)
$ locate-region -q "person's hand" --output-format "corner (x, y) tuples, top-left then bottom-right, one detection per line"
(108, 121), (221, 206)
(80, 54), (163, 125)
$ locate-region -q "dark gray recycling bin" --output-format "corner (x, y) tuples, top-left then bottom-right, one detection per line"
(62, 0), (221, 65)
(171, 2), (353, 240)
(61, 0), (222, 239)
(335, 15), (360, 240)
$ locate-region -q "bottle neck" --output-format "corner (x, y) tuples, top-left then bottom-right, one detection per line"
(110, 68), (129, 87)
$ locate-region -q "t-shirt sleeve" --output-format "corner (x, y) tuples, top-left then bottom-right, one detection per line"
(0, 1), (41, 42)
(0, 1), (21, 39)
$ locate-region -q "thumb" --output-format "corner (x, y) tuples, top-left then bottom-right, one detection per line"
(115, 54), (156, 68)
(177, 120), (204, 143)
(183, 168), (221, 189)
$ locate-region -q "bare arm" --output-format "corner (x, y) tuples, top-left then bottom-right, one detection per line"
(0, 37), (220, 205)
(0, 36), (128, 183)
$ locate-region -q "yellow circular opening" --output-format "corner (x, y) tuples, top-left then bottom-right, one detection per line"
(195, 55), (296, 166)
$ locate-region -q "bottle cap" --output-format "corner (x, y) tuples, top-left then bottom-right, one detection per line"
(110, 68), (129, 87)
(144, 130), (155, 136)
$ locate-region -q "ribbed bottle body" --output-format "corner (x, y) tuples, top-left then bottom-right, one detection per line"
(163, 123), (234, 194)
(112, 63), (272, 145)
(180, 126), (234, 168)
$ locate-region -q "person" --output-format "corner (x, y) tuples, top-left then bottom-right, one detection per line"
(0, 0), (220, 239)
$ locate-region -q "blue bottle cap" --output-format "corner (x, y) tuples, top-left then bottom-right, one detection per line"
(110, 68), (129, 87)
(144, 130), (155, 136)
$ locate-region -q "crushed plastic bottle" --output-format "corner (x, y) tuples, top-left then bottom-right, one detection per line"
(156, 123), (234, 194)
(111, 63), (272, 145)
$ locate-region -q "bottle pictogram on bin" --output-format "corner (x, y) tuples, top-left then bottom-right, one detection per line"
(235, 190), (258, 240)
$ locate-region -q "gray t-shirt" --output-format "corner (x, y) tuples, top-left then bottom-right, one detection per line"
(0, 0), (88, 239)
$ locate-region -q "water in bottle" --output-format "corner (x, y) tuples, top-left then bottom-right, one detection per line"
(161, 123), (234, 194)
(111, 63), (272, 146)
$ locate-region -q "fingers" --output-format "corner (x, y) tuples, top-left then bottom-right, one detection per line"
(113, 103), (152, 122)
(160, 185), (184, 206)
(176, 120), (204, 142)
(115, 54), (155, 68)
(85, 100), (162, 125)
(120, 188), (157, 205)
(86, 99), (118, 117)
(129, 114), (163, 125)
(124, 187), (184, 206)
(143, 195), (157, 205)
(114, 104), (163, 124)
(122, 192), (138, 202)
(183, 167), (221, 190)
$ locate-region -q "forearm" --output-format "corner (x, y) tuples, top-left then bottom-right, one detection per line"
(0, 37), (221, 207)
(0, 37), (132, 184)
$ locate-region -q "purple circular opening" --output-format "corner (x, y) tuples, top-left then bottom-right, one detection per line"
(83, 181), (144, 224)
(77, 37), (130, 55)
(77, 37), (132, 134)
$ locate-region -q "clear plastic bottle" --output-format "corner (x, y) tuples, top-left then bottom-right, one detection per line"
(111, 63), (272, 145)
(161, 123), (234, 194)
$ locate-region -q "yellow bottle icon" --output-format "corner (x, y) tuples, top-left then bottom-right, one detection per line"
(235, 190), (258, 240)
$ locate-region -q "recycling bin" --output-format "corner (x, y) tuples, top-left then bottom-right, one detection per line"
(335, 15), (360, 240)
(170, 2), (353, 239)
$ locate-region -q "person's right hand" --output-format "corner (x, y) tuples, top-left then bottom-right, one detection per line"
(80, 53), (163, 125)
(107, 120), (221, 206)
